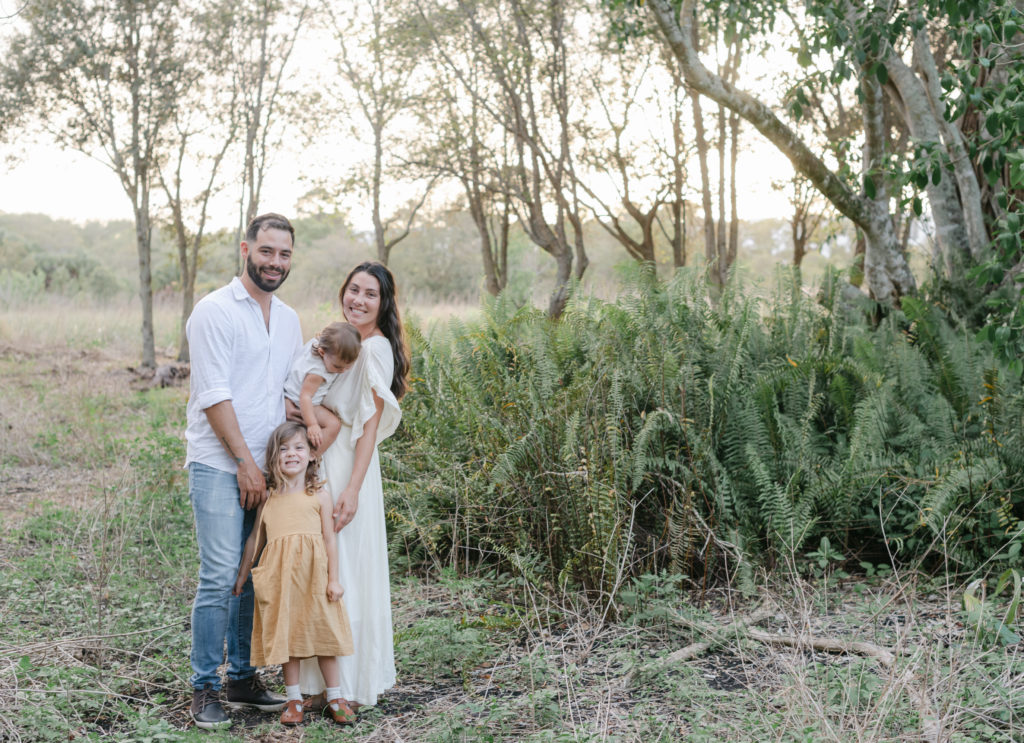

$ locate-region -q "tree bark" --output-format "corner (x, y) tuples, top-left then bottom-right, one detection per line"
(912, 31), (989, 263)
(861, 71), (917, 302)
(884, 51), (970, 276)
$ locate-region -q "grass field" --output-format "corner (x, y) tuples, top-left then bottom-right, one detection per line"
(1, 302), (1021, 741)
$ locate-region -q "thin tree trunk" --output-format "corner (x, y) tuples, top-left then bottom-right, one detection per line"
(716, 102), (728, 285)
(135, 201), (156, 368)
(727, 107), (739, 270)
(692, 90), (715, 279)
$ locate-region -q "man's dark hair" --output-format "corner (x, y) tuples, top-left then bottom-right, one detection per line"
(245, 213), (295, 245)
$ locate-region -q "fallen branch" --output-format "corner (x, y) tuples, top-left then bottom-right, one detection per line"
(646, 607), (941, 742)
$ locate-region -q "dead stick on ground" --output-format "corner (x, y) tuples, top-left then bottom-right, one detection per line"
(638, 607), (940, 742)
(622, 602), (772, 684)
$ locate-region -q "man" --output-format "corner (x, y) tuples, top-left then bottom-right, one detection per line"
(184, 213), (302, 729)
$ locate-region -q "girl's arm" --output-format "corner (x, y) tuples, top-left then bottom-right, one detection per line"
(298, 372), (327, 450)
(317, 488), (344, 601)
(332, 390), (384, 532)
(233, 503), (265, 596)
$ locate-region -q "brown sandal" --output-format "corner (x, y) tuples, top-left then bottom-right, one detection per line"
(324, 697), (357, 724)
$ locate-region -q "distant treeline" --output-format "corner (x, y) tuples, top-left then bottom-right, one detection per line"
(0, 211), (856, 308)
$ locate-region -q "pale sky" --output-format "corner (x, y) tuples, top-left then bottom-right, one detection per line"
(0, 140), (796, 229)
(0, 2), (798, 231)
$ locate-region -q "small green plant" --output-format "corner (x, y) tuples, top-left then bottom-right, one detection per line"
(805, 536), (844, 577)
(962, 569), (1022, 646)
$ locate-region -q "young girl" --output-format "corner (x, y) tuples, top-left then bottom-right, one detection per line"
(283, 322), (361, 455)
(233, 421), (357, 726)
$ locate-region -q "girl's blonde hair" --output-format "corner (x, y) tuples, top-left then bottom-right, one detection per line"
(263, 421), (322, 496)
(316, 321), (361, 365)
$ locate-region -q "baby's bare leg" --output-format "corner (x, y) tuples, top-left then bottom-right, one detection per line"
(312, 406), (341, 454)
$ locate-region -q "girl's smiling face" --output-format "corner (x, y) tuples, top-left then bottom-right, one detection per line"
(278, 432), (311, 480)
(341, 271), (381, 335)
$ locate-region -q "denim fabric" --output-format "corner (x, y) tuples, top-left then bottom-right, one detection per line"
(188, 462), (257, 690)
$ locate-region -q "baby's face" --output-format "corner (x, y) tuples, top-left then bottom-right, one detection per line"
(322, 352), (353, 374)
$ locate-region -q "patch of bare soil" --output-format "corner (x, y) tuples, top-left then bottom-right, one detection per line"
(0, 342), (184, 529)
(0, 464), (109, 524)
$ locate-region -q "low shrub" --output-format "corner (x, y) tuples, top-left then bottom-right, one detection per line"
(389, 267), (1024, 595)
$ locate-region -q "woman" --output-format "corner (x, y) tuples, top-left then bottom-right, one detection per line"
(297, 261), (410, 709)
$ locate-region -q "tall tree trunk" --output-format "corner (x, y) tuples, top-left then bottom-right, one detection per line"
(372, 124), (388, 264)
(885, 52), (970, 276)
(134, 199), (156, 368)
(727, 107), (739, 270)
(793, 219), (807, 267)
(861, 72), (917, 302)
(691, 89), (715, 279)
(671, 197), (687, 268)
(171, 201), (192, 362)
(912, 32), (989, 262)
(716, 102), (728, 285)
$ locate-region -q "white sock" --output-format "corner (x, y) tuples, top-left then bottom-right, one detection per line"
(325, 686), (342, 703)
(285, 684), (302, 702)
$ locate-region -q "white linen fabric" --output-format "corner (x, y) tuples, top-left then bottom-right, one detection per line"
(185, 277), (302, 472)
(283, 338), (340, 407)
(297, 335), (402, 706)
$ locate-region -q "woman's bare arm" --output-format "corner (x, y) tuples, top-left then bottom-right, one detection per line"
(332, 391), (384, 532)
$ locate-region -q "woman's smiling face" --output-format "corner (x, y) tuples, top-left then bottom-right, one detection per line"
(342, 271), (381, 334)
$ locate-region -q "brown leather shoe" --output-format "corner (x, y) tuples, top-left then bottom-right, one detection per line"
(324, 697), (357, 724)
(280, 699), (304, 726)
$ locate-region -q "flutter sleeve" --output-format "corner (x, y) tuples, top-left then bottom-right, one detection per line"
(322, 336), (402, 447)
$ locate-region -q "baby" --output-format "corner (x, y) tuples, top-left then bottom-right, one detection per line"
(283, 322), (361, 455)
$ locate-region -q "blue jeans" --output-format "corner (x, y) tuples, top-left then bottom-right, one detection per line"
(188, 462), (257, 690)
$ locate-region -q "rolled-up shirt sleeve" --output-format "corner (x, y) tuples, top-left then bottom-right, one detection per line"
(187, 300), (235, 411)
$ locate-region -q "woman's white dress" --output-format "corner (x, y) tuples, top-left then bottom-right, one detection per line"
(297, 335), (402, 706)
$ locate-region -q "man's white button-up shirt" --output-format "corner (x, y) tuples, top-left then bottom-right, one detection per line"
(185, 276), (303, 473)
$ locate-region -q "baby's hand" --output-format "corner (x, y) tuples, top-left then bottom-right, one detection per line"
(308, 424), (323, 450)
(326, 581), (344, 601)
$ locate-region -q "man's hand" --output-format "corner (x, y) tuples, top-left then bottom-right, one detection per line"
(332, 485), (358, 532)
(237, 458), (266, 509)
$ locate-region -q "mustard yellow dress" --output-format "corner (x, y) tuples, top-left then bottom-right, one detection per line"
(249, 489), (353, 666)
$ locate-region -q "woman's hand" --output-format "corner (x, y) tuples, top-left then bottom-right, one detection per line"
(326, 581), (344, 601)
(232, 573), (247, 597)
(332, 485), (359, 532)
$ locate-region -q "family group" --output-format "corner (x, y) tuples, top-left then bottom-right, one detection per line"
(183, 212), (410, 730)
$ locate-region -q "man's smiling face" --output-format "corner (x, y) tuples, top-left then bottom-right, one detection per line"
(241, 227), (293, 293)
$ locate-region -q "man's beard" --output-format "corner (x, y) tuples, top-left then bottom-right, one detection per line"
(246, 254), (289, 292)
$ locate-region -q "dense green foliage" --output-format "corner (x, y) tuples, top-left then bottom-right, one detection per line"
(391, 269), (1024, 594)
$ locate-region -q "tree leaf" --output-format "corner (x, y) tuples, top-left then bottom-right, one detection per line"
(864, 177), (876, 200)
